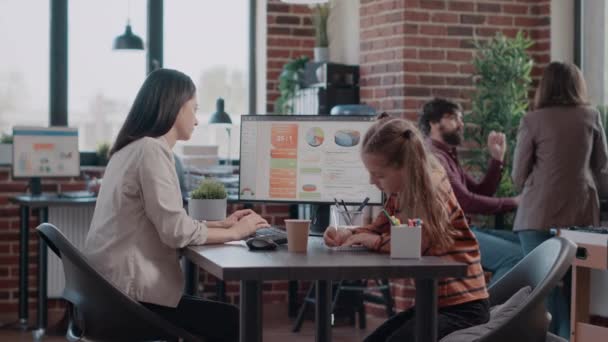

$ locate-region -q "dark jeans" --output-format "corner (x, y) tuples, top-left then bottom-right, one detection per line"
(518, 230), (571, 339)
(142, 294), (239, 342)
(364, 299), (490, 342)
(471, 227), (523, 286)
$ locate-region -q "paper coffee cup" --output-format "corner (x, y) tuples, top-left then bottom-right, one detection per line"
(285, 219), (310, 253)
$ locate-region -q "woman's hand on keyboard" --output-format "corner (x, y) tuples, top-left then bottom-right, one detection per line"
(229, 213), (270, 240)
(324, 226), (353, 247)
(219, 209), (256, 228)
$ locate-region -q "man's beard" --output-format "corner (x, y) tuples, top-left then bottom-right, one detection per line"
(440, 126), (463, 146)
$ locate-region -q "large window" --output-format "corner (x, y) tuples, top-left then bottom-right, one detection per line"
(0, 1), (49, 134)
(165, 0), (249, 160)
(68, 0), (147, 151)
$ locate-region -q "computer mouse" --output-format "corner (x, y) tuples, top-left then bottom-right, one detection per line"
(246, 237), (278, 251)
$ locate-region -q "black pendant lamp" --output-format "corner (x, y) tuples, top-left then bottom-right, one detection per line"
(209, 98), (232, 124)
(113, 0), (144, 50)
(113, 22), (144, 50)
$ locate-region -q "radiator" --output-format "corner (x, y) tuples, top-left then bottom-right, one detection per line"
(47, 205), (96, 298)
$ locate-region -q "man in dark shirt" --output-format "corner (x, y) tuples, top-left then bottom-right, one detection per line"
(419, 98), (522, 284)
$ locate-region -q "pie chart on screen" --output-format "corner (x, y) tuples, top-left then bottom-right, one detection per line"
(334, 130), (361, 147)
(306, 127), (325, 147)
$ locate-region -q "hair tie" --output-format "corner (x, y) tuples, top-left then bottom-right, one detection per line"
(402, 129), (413, 140)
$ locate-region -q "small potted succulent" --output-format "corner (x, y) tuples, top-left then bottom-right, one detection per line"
(188, 179), (227, 221)
(96, 142), (111, 166)
(0, 133), (13, 165)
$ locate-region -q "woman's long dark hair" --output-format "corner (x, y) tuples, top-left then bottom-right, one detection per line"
(109, 68), (196, 157)
(534, 61), (588, 110)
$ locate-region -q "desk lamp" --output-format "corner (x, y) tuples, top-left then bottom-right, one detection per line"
(209, 98), (233, 166)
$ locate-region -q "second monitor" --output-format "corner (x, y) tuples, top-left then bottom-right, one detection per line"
(239, 115), (382, 214)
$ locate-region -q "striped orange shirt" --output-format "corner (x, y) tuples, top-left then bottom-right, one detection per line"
(353, 172), (489, 308)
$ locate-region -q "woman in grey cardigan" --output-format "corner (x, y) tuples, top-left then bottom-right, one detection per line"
(512, 61), (608, 338)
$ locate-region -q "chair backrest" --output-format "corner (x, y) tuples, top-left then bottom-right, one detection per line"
(36, 223), (202, 342)
(480, 237), (576, 342)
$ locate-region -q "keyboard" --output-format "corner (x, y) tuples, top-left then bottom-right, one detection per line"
(252, 226), (288, 245)
(565, 226), (608, 234)
(58, 191), (96, 199)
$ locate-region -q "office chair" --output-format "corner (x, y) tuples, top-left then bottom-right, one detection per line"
(441, 237), (576, 342)
(36, 223), (203, 342)
(292, 279), (394, 332)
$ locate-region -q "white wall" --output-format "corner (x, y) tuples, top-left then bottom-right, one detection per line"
(550, 0), (574, 63)
(328, 0), (359, 65)
(581, 0), (608, 106)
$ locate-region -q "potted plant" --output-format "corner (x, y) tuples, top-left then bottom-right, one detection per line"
(188, 179), (228, 221)
(96, 142), (111, 166)
(275, 55), (309, 114)
(311, 3), (330, 62)
(464, 31), (533, 227)
(0, 133), (13, 166)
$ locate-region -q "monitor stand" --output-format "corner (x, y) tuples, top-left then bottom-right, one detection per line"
(29, 177), (42, 197)
(310, 204), (330, 236)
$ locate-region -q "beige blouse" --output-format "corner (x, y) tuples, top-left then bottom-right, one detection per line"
(85, 136), (207, 307)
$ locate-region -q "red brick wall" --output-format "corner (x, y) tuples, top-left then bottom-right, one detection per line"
(360, 0), (551, 121)
(359, 0), (551, 315)
(266, 0), (315, 113)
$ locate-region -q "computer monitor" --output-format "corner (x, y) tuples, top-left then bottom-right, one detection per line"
(239, 115), (383, 232)
(12, 126), (80, 195)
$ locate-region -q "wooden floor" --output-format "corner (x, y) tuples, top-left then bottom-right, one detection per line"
(0, 304), (383, 341)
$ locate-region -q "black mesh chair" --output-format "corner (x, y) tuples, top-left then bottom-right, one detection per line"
(36, 223), (203, 342)
(444, 236), (576, 342)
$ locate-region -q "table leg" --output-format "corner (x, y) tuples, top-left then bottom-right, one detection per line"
(315, 280), (332, 342)
(415, 278), (438, 342)
(18, 205), (30, 330)
(35, 208), (49, 338)
(570, 265), (590, 342)
(184, 259), (199, 296)
(240, 280), (262, 342)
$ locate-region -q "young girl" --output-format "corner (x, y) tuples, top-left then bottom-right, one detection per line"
(324, 114), (490, 341)
(85, 69), (268, 342)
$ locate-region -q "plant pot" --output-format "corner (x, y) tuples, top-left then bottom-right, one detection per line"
(314, 47), (329, 63)
(0, 143), (12, 165)
(188, 198), (227, 221)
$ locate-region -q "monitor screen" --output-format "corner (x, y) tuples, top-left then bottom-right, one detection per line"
(239, 115), (382, 205)
(12, 126), (80, 178)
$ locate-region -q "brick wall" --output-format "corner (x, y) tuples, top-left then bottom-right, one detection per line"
(266, 0), (315, 113)
(360, 0), (551, 121)
(359, 0), (551, 315)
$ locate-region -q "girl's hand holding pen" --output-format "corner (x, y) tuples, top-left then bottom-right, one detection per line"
(342, 232), (380, 249)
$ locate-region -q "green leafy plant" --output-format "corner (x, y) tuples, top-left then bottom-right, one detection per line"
(0, 133), (12, 144)
(465, 31), (534, 201)
(275, 56), (309, 114)
(96, 142), (110, 159)
(311, 3), (329, 47)
(190, 179), (227, 200)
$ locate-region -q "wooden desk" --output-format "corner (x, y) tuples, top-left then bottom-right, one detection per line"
(555, 229), (608, 342)
(185, 237), (467, 342)
(9, 194), (96, 335)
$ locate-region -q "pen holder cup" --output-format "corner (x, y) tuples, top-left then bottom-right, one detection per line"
(331, 208), (363, 228)
(390, 225), (422, 259)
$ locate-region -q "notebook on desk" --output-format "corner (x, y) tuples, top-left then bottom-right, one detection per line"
(58, 191), (96, 199)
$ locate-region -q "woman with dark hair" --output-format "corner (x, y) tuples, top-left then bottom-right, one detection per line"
(512, 61), (608, 338)
(85, 69), (268, 341)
